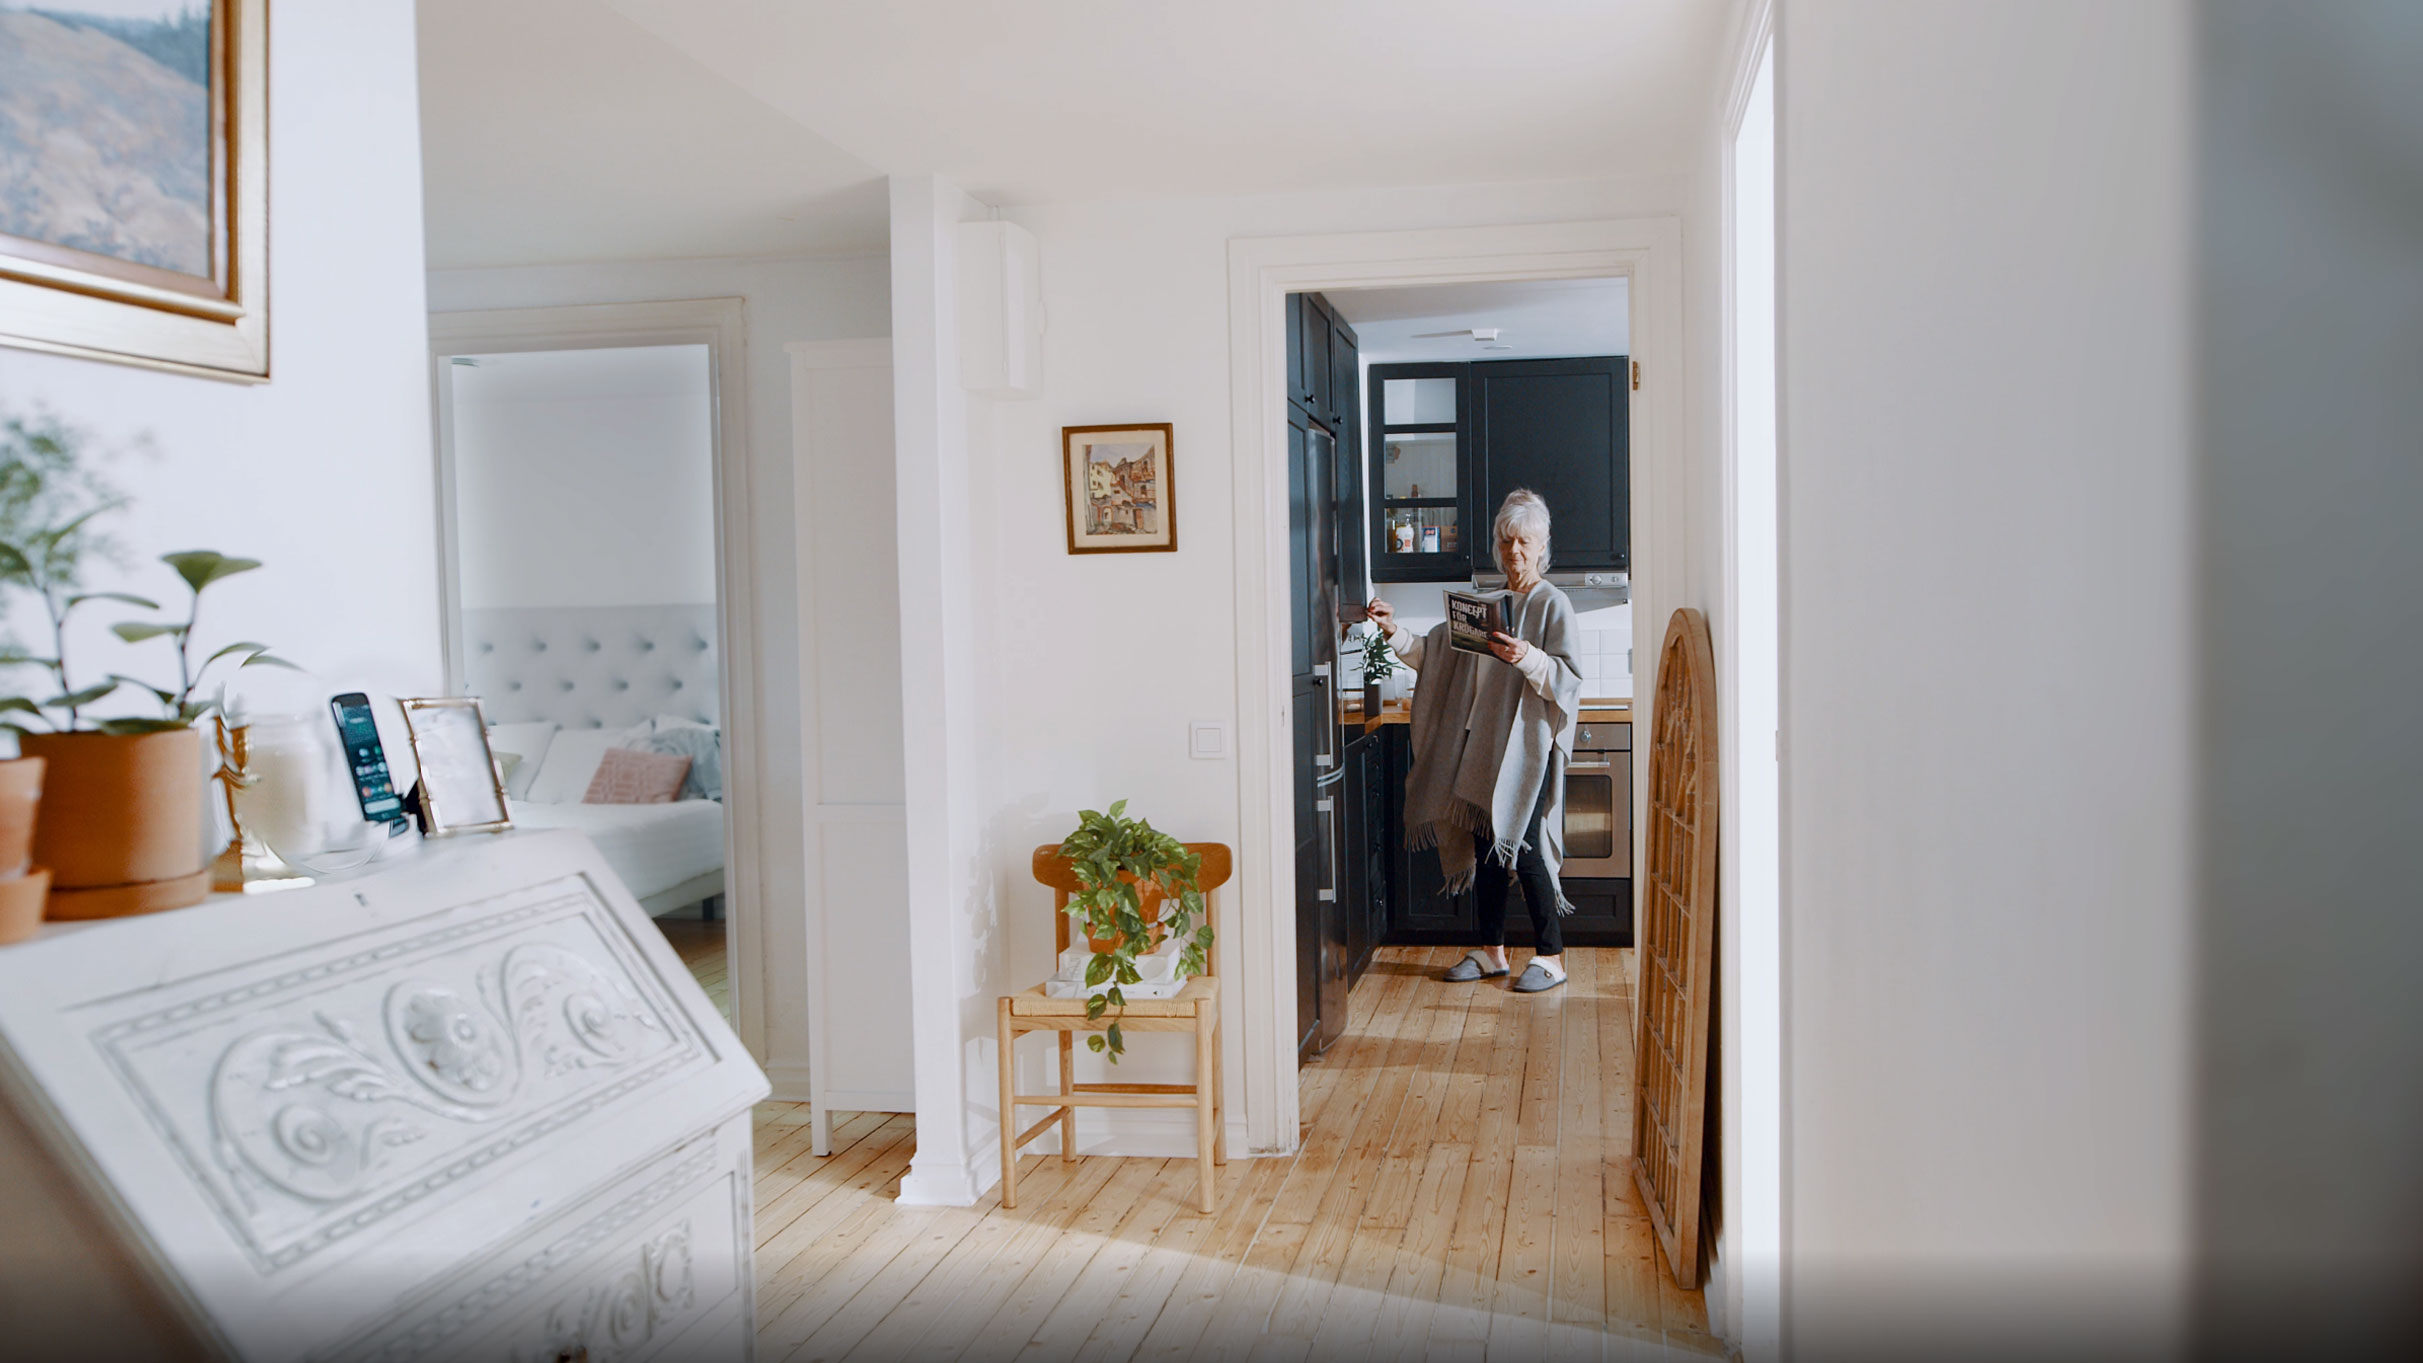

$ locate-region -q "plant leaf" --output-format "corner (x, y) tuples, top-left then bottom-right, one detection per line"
(0, 542), (31, 578)
(106, 675), (176, 708)
(96, 717), (189, 736)
(68, 591), (159, 611)
(47, 681), (118, 709)
(110, 621), (178, 643)
(160, 551), (262, 593)
(204, 640), (269, 666)
(239, 652), (300, 671)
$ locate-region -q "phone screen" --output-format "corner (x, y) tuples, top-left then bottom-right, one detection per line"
(330, 693), (406, 824)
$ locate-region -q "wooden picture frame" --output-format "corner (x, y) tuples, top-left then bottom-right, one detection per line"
(399, 697), (512, 837)
(0, 1), (271, 382)
(1062, 423), (1176, 554)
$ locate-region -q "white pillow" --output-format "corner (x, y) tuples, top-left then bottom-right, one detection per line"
(524, 723), (648, 804)
(485, 721), (558, 801)
(652, 713), (715, 733)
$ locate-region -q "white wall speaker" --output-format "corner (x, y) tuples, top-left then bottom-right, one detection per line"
(957, 219), (1044, 398)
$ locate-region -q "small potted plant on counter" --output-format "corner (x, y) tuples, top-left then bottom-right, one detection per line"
(1056, 799), (1212, 1061)
(1357, 623), (1398, 724)
(1, 411), (290, 920)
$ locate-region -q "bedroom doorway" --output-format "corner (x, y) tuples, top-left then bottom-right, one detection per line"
(427, 301), (765, 1049)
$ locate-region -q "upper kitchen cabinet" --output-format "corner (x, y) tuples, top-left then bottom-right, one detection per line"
(1473, 356), (1629, 574)
(1367, 362), (1475, 582)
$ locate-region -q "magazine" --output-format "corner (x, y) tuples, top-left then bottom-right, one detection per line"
(1445, 589), (1519, 657)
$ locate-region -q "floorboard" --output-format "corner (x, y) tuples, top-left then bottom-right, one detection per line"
(742, 944), (1720, 1360)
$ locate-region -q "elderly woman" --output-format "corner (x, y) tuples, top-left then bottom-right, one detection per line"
(1365, 488), (1584, 992)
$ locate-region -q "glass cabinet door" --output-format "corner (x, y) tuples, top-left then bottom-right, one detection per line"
(1368, 363), (1472, 581)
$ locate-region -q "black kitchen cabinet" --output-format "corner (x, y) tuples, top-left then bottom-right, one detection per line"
(1366, 355), (1630, 582)
(1473, 356), (1629, 574)
(1367, 362), (1476, 582)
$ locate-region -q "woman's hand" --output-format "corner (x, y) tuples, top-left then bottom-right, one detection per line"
(1488, 631), (1531, 666)
(1365, 599), (1396, 635)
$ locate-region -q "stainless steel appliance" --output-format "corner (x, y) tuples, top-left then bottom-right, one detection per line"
(1563, 720), (1631, 879)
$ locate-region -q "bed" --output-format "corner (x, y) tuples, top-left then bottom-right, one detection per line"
(461, 604), (726, 916)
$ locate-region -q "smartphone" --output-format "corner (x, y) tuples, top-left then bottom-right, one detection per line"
(329, 692), (407, 825)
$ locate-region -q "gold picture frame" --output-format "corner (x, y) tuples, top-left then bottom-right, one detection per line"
(399, 697), (513, 838)
(1062, 423), (1176, 554)
(0, 1), (271, 381)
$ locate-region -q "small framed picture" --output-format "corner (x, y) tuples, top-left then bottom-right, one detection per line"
(1063, 424), (1176, 554)
(399, 697), (512, 837)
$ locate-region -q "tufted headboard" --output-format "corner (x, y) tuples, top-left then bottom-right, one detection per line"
(460, 604), (720, 732)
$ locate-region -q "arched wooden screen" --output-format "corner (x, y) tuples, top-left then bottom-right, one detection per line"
(1632, 607), (1719, 1286)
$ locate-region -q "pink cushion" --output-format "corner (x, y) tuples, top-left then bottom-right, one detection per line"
(583, 747), (692, 805)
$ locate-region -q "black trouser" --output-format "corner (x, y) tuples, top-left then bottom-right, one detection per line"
(1475, 767), (1562, 957)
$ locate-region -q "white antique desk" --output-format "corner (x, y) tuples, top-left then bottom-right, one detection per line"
(0, 830), (768, 1363)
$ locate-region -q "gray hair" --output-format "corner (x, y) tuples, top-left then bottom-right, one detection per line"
(1492, 488), (1552, 572)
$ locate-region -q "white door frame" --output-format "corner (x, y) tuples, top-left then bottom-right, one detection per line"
(1224, 219), (1684, 1153)
(424, 299), (769, 1065)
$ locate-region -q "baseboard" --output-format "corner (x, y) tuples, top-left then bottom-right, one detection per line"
(762, 1061), (814, 1105)
(818, 1087), (915, 1114)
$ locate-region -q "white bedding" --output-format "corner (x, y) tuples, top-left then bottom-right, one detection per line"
(507, 798), (725, 907)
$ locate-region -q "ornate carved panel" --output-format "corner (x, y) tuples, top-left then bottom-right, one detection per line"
(91, 877), (709, 1274)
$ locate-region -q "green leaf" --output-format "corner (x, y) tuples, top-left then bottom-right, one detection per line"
(0, 697), (44, 715)
(106, 675), (176, 709)
(239, 653), (300, 671)
(160, 551), (262, 594)
(68, 591), (159, 611)
(95, 717), (189, 735)
(110, 621), (178, 643)
(0, 542), (31, 579)
(47, 681), (118, 709)
(204, 640), (269, 666)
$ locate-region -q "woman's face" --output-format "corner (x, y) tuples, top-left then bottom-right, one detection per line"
(1498, 527), (1545, 582)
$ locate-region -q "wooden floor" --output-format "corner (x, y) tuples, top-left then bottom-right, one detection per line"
(658, 912), (732, 1020)
(738, 944), (1721, 1362)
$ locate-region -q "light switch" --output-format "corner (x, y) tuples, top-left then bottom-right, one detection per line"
(1189, 721), (1228, 760)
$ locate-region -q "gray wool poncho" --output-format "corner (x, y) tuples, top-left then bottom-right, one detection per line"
(1400, 583), (1584, 912)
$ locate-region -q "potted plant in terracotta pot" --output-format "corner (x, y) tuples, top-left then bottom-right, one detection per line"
(1, 410), (290, 920)
(1056, 799), (1212, 1061)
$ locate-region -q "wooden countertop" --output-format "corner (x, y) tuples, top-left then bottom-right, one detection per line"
(1341, 696), (1631, 733)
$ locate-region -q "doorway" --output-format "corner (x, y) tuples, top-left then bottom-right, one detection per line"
(1226, 219), (1684, 1156)
(426, 299), (769, 1056)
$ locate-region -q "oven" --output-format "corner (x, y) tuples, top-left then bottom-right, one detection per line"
(1562, 721), (1631, 879)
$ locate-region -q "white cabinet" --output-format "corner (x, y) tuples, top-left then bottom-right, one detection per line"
(0, 831), (768, 1362)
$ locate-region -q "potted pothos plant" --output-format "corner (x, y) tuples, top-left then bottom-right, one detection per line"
(1057, 800), (1212, 1061)
(0, 410), (290, 919)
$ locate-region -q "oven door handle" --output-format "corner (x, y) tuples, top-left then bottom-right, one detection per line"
(1567, 758), (1617, 772)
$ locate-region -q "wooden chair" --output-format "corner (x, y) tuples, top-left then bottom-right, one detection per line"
(998, 842), (1231, 1213)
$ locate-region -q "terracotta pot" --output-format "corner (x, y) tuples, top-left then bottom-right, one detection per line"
(1084, 878), (1167, 955)
(0, 867), (51, 945)
(0, 755), (43, 878)
(20, 728), (211, 920)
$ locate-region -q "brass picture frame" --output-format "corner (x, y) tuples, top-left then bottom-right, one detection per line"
(0, 1), (271, 381)
(1062, 423), (1176, 554)
(399, 697), (513, 838)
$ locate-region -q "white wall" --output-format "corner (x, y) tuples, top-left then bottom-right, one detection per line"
(426, 252), (890, 1102)
(0, 2), (437, 749)
(887, 172), (1693, 1202)
(451, 344), (716, 609)
(1776, 3), (2194, 1357)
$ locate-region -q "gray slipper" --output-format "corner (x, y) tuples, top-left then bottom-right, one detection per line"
(1444, 950), (1510, 982)
(1511, 961), (1568, 993)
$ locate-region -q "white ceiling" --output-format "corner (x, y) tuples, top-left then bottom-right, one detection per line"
(598, 0), (1726, 203)
(1333, 278), (1629, 364)
(417, 1), (1726, 268)
(416, 0), (886, 269)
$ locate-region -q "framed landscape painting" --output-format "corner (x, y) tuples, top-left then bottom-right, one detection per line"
(1062, 423), (1176, 555)
(0, 0), (269, 380)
